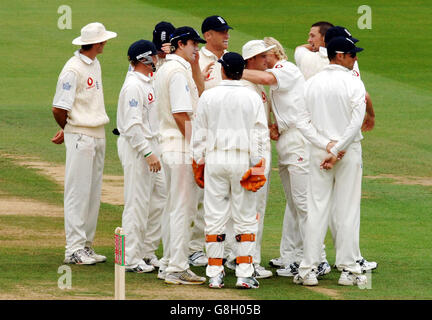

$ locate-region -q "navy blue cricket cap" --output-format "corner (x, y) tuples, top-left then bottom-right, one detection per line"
(218, 52), (245, 75)
(170, 26), (206, 44)
(128, 40), (157, 62)
(202, 15), (233, 34)
(325, 26), (358, 45)
(152, 21), (176, 51)
(327, 36), (363, 56)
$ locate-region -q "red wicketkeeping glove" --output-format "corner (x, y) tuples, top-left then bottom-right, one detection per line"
(240, 158), (267, 192)
(192, 160), (205, 188)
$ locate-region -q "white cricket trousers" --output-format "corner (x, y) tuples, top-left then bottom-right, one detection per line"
(276, 128), (309, 266)
(159, 151), (199, 273)
(298, 142), (363, 278)
(223, 145), (271, 266)
(204, 151), (258, 278)
(188, 189), (205, 255)
(117, 136), (166, 268)
(64, 132), (105, 258)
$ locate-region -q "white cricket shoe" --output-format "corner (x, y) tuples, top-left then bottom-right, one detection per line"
(357, 258), (378, 273)
(293, 271), (318, 286)
(253, 264), (273, 279)
(64, 249), (97, 265)
(209, 271), (225, 289)
(316, 261), (331, 277)
(188, 251), (208, 267)
(269, 257), (284, 268)
(144, 255), (160, 268)
(236, 276), (259, 289)
(157, 268), (166, 280)
(126, 262), (155, 273)
(276, 262), (299, 277)
(165, 269), (206, 285)
(338, 270), (368, 286)
(84, 246), (107, 263)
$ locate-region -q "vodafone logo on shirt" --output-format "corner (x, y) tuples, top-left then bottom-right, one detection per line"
(148, 92), (155, 104)
(86, 77), (95, 89)
(352, 70), (360, 77)
(275, 64), (283, 69)
(262, 91), (267, 103)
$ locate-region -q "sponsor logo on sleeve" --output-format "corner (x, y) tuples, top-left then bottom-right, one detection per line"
(275, 64), (283, 68)
(352, 70), (360, 77)
(148, 93), (154, 104)
(262, 91), (267, 103)
(62, 82), (71, 90)
(129, 99), (138, 107)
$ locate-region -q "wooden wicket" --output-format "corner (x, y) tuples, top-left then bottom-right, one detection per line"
(114, 227), (125, 300)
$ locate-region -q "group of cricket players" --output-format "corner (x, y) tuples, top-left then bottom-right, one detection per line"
(52, 15), (378, 291)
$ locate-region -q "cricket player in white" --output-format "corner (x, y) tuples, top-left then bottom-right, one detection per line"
(136, 21), (176, 270)
(294, 37), (368, 286)
(154, 26), (206, 285)
(242, 37), (311, 278)
(188, 15), (233, 268)
(294, 24), (377, 273)
(233, 40), (275, 279)
(116, 40), (166, 273)
(51, 22), (116, 265)
(191, 52), (269, 289)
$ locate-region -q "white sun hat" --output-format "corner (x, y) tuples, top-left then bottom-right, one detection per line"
(242, 40), (276, 60)
(72, 22), (117, 45)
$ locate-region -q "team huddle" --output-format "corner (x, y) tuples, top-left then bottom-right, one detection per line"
(51, 15), (377, 290)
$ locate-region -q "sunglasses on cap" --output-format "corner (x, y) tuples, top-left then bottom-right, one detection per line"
(335, 50), (356, 58)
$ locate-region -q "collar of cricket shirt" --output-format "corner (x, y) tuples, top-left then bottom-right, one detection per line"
(166, 53), (191, 70)
(74, 50), (95, 65)
(201, 46), (228, 60)
(324, 64), (351, 72)
(220, 79), (243, 86)
(131, 70), (151, 83)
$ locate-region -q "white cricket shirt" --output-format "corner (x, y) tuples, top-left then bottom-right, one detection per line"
(295, 46), (361, 80)
(266, 60), (306, 133)
(154, 54), (199, 153)
(299, 64), (366, 156)
(199, 47), (226, 90)
(239, 79), (271, 123)
(116, 70), (159, 157)
(53, 50), (109, 138)
(191, 80), (269, 164)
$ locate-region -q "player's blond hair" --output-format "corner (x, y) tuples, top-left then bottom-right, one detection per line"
(264, 37), (288, 61)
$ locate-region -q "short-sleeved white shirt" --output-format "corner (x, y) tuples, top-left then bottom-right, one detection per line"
(169, 72), (193, 114)
(266, 60), (306, 132)
(295, 46), (361, 80)
(52, 51), (94, 111)
(199, 47), (226, 90)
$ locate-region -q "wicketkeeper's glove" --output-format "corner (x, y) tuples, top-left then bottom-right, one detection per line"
(192, 160), (205, 189)
(240, 158), (267, 192)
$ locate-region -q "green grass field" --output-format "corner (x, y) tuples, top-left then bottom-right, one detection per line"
(0, 0), (431, 301)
